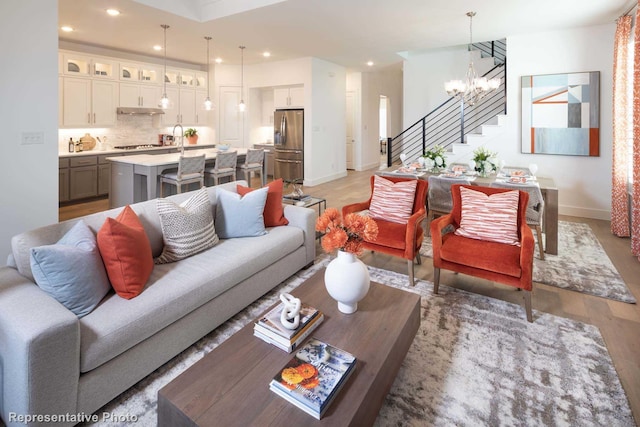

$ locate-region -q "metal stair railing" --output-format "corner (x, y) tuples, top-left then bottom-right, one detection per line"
(387, 57), (506, 167)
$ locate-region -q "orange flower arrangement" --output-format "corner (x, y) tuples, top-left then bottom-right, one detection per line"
(315, 208), (378, 255)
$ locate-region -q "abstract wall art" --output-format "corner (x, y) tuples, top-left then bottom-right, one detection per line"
(521, 71), (600, 156)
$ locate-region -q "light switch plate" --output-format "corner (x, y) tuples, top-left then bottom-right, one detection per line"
(21, 131), (44, 145)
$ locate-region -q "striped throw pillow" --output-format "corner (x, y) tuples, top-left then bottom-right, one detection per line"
(369, 175), (418, 224)
(455, 186), (520, 246)
(155, 188), (219, 264)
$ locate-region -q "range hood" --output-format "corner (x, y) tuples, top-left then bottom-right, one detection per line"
(117, 107), (165, 115)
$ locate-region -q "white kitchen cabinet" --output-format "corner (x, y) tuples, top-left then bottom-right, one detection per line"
(119, 83), (162, 108)
(261, 89), (274, 126)
(194, 91), (211, 125)
(62, 77), (117, 127)
(63, 53), (117, 79)
(164, 69), (180, 86)
(161, 87), (200, 125)
(273, 85), (304, 108)
(120, 62), (161, 84)
(194, 72), (207, 90)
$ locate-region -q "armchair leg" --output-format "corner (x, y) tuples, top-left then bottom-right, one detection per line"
(433, 268), (440, 294)
(415, 252), (422, 265)
(523, 290), (533, 322)
(535, 225), (545, 260)
(407, 260), (415, 286)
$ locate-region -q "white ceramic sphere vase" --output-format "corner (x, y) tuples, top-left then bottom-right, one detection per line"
(324, 250), (370, 314)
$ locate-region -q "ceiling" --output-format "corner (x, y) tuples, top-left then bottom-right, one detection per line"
(58, 0), (632, 71)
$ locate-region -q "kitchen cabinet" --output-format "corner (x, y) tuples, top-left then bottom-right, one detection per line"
(69, 157), (98, 200)
(59, 158), (69, 203)
(120, 62), (161, 84)
(98, 155), (112, 196)
(162, 87), (201, 125)
(194, 72), (207, 90)
(119, 83), (162, 108)
(274, 85), (304, 108)
(63, 53), (117, 79)
(261, 89), (274, 126)
(62, 77), (118, 127)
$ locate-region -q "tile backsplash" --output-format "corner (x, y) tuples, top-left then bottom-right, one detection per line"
(58, 114), (213, 152)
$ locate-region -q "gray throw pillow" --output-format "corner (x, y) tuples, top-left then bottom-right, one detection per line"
(155, 187), (219, 264)
(30, 220), (111, 318)
(215, 187), (268, 238)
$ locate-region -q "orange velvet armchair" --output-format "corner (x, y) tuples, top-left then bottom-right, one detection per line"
(430, 184), (535, 322)
(342, 175), (428, 285)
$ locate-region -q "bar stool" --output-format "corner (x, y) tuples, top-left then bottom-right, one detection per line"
(159, 154), (205, 197)
(205, 151), (237, 185)
(238, 149), (265, 187)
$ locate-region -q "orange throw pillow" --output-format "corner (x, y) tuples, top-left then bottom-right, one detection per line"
(97, 205), (154, 299)
(237, 179), (289, 227)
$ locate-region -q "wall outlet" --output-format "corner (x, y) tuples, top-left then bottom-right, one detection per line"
(21, 131), (44, 145)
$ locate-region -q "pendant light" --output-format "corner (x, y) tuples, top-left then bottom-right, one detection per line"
(159, 24), (170, 109)
(238, 45), (246, 112)
(203, 36), (214, 110)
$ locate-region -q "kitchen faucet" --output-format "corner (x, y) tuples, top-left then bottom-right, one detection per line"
(172, 124), (184, 155)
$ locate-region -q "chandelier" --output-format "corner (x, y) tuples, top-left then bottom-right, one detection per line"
(444, 12), (500, 106)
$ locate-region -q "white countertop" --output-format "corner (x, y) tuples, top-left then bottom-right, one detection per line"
(106, 148), (248, 167)
(59, 142), (217, 158)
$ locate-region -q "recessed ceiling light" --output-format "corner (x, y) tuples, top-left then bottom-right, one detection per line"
(153, 45), (162, 51)
(263, 51), (271, 58)
(367, 61), (374, 67)
(215, 57), (223, 64)
(106, 9), (120, 16)
(61, 26), (74, 32)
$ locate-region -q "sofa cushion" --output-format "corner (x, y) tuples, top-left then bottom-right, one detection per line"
(441, 232), (522, 278)
(237, 178), (289, 227)
(78, 224), (304, 373)
(97, 205), (154, 299)
(215, 188), (268, 238)
(455, 186), (520, 246)
(155, 187), (219, 264)
(29, 220), (111, 318)
(369, 175), (417, 224)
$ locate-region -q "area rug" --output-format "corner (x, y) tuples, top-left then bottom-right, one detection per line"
(84, 256), (635, 427)
(420, 220), (636, 304)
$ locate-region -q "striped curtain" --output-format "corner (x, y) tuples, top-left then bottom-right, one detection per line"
(634, 5), (640, 258)
(612, 15), (632, 237)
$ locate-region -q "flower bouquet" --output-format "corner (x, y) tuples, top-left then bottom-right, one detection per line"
(422, 145), (447, 172)
(472, 147), (499, 177)
(315, 208), (378, 255)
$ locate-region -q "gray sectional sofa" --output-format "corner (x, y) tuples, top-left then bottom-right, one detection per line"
(0, 180), (316, 426)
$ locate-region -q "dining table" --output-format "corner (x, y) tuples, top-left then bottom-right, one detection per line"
(107, 148), (253, 209)
(376, 168), (559, 255)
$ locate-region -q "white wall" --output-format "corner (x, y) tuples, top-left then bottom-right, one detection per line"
(0, 0), (59, 265)
(403, 23), (615, 219)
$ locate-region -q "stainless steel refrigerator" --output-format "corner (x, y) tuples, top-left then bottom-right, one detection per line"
(274, 109), (304, 183)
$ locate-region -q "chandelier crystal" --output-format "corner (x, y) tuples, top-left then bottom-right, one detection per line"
(444, 12), (500, 106)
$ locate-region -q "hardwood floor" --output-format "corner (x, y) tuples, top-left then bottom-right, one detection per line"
(59, 169), (640, 423)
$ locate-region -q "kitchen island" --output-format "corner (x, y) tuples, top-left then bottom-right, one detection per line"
(107, 148), (251, 208)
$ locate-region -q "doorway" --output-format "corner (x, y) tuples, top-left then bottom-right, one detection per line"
(379, 95), (389, 168)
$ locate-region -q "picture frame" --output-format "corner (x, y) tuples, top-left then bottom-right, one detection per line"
(521, 71), (600, 156)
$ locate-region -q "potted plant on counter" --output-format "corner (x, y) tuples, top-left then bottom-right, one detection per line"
(184, 128), (198, 145)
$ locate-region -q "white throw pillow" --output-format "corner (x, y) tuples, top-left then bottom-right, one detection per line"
(215, 187), (268, 238)
(155, 188), (219, 264)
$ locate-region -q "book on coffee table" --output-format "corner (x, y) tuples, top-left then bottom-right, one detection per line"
(254, 313), (324, 352)
(269, 338), (357, 419)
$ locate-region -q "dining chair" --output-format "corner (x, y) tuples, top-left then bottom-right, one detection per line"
(238, 148), (265, 187)
(159, 154), (205, 197)
(426, 175), (472, 235)
(205, 151), (237, 185)
(491, 181), (545, 260)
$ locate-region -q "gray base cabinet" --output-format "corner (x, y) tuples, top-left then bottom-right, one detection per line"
(69, 165), (98, 200)
(59, 168), (70, 202)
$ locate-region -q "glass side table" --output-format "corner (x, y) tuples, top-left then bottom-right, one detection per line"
(282, 196), (327, 240)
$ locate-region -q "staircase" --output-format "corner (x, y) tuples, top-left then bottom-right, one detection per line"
(387, 40), (506, 167)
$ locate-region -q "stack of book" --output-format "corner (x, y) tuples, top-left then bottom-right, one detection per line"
(254, 303), (324, 353)
(269, 338), (357, 419)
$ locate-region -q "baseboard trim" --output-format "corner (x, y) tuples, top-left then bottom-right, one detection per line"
(304, 170), (348, 187)
(560, 205), (611, 221)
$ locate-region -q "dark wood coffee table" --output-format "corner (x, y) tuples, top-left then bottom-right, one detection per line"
(158, 269), (421, 426)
